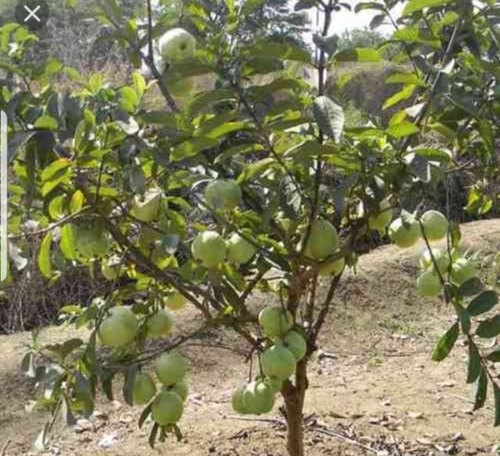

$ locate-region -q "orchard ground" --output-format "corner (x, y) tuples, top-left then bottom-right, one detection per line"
(1, 220), (499, 456)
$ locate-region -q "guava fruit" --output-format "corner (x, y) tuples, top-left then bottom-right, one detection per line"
(265, 377), (283, 394)
(151, 391), (184, 425)
(416, 270), (442, 297)
(159, 28), (196, 62)
(368, 198), (393, 232)
(242, 381), (275, 415)
(232, 387), (249, 414)
(283, 330), (307, 361)
(133, 372), (156, 405)
(261, 344), (297, 381)
(303, 219), (339, 259)
(420, 210), (448, 241)
(75, 225), (112, 259)
(191, 231), (227, 268)
(450, 258), (477, 285)
(388, 217), (420, 248)
(167, 380), (189, 402)
(319, 256), (345, 277)
(155, 351), (186, 386)
(98, 307), (139, 348)
(226, 233), (256, 265)
(258, 306), (293, 337)
(131, 188), (162, 223)
(204, 179), (242, 211)
(101, 255), (123, 281)
(419, 248), (450, 275)
(146, 309), (174, 339)
(165, 292), (187, 311)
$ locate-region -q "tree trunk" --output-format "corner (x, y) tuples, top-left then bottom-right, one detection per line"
(283, 360), (307, 456)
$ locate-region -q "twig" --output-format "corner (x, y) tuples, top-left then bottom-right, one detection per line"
(221, 413), (286, 426)
(1, 439), (11, 456)
(310, 425), (379, 454)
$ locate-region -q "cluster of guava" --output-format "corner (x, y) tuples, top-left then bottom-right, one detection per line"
(231, 307), (307, 415)
(191, 180), (256, 269)
(387, 209), (477, 296)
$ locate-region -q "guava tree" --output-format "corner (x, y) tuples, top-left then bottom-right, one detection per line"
(2, 0), (499, 455)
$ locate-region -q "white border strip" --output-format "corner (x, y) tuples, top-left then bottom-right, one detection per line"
(1, 111), (7, 282)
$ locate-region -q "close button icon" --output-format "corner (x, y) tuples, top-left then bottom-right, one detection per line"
(15, 0), (49, 31)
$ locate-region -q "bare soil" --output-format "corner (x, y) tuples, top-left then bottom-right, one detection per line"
(1, 220), (499, 456)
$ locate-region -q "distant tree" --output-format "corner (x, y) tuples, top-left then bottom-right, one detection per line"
(337, 27), (386, 50)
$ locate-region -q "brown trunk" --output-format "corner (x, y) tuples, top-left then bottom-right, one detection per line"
(283, 360), (307, 456)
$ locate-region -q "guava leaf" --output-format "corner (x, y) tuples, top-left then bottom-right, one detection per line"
(38, 233), (53, 279)
(312, 96), (345, 143)
(432, 321), (459, 362)
(468, 291), (498, 316)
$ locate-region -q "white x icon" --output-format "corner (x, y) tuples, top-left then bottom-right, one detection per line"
(24, 4), (41, 22)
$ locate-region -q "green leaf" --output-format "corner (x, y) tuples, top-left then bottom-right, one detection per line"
(473, 368), (487, 411)
(386, 121), (419, 138)
(403, 0), (454, 15)
(476, 315), (500, 338)
(38, 233), (53, 279)
(383, 85), (417, 109)
(468, 291), (498, 316)
(487, 348), (500, 363)
(354, 2), (385, 13)
(34, 116), (58, 131)
(60, 224), (78, 260)
(170, 137), (218, 162)
(244, 41), (311, 64)
(41, 158), (71, 182)
(458, 278), (484, 297)
(432, 321), (459, 362)
(118, 87), (139, 113)
(122, 366), (137, 406)
(70, 190), (85, 213)
(334, 48), (381, 62)
(494, 382), (500, 426)
(467, 343), (482, 384)
(312, 96), (345, 142)
(386, 73), (425, 86)
(188, 89), (236, 116)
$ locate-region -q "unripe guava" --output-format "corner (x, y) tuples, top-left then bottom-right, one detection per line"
(261, 344), (296, 381)
(204, 179), (242, 211)
(450, 258), (477, 285)
(165, 292), (187, 311)
(416, 270), (442, 297)
(98, 307), (139, 348)
(159, 28), (196, 62)
(133, 372), (156, 405)
(232, 387), (249, 414)
(283, 330), (307, 361)
(258, 306), (293, 337)
(419, 248), (450, 275)
(146, 309), (174, 339)
(131, 188), (162, 223)
(388, 217), (420, 248)
(151, 391), (184, 425)
(191, 231), (227, 268)
(242, 381), (275, 415)
(304, 219), (339, 259)
(226, 233), (256, 265)
(155, 351), (186, 386)
(368, 198), (393, 232)
(265, 377), (283, 394)
(101, 255), (123, 281)
(167, 380), (189, 402)
(420, 210), (448, 241)
(319, 256), (345, 277)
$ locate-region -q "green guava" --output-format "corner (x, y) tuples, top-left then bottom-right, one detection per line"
(131, 188), (162, 222)
(261, 344), (297, 381)
(159, 28), (196, 61)
(420, 210), (448, 241)
(232, 387), (249, 415)
(388, 217), (420, 248)
(151, 391), (184, 425)
(319, 256), (345, 277)
(98, 307), (139, 348)
(450, 258), (477, 285)
(264, 377), (283, 394)
(419, 248), (450, 275)
(167, 380), (189, 402)
(191, 231), (227, 268)
(133, 372), (156, 405)
(368, 198), (393, 232)
(258, 306), (293, 337)
(242, 381), (275, 415)
(165, 292), (187, 311)
(155, 351), (186, 386)
(283, 330), (307, 361)
(304, 219), (339, 259)
(146, 309), (174, 339)
(204, 179), (242, 211)
(226, 233), (256, 265)
(416, 270), (442, 297)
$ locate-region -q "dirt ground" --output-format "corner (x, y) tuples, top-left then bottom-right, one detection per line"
(1, 220), (499, 456)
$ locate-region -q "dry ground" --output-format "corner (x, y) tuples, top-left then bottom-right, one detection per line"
(1, 220), (499, 456)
